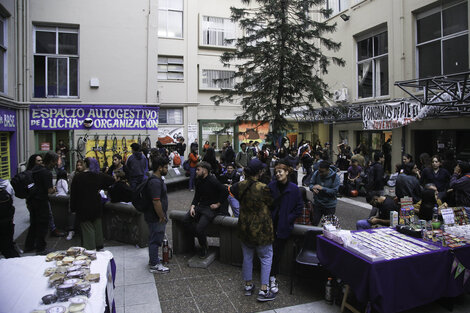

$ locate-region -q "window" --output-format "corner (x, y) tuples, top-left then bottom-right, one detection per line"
(201, 16), (236, 47)
(0, 17), (7, 94)
(357, 31), (388, 99)
(326, 0), (349, 16)
(158, 56), (183, 80)
(416, 1), (468, 78)
(200, 69), (235, 90)
(158, 0), (183, 38)
(33, 26), (79, 98)
(158, 108), (183, 124)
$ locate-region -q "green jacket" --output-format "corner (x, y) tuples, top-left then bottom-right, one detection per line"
(231, 178), (274, 246)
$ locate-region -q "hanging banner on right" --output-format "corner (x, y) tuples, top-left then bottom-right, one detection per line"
(362, 101), (434, 130)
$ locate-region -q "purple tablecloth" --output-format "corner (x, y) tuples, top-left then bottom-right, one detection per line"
(317, 234), (454, 313)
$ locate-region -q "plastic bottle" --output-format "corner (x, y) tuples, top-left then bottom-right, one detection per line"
(325, 277), (333, 305)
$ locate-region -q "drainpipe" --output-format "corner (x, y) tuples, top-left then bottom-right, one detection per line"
(146, 0), (151, 103)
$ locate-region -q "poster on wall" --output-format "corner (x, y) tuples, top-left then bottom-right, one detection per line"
(188, 124), (198, 146)
(238, 122), (269, 148)
(362, 101), (435, 130)
(158, 127), (184, 144)
(30, 105), (159, 130)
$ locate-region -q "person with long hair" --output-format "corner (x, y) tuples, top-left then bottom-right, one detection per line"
(202, 147), (220, 175)
(449, 161), (470, 207)
(396, 162), (422, 203)
(24, 152), (60, 254)
(421, 155), (450, 199)
(268, 162), (303, 294)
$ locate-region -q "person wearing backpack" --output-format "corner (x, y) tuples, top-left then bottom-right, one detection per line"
(0, 178), (20, 258)
(70, 157), (115, 250)
(169, 149), (181, 168)
(20, 154), (66, 243)
(143, 156), (170, 273)
(24, 152), (59, 255)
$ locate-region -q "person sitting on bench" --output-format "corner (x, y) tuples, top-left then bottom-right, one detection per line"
(183, 161), (228, 258)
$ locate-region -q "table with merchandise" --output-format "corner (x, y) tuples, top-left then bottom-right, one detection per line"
(0, 247), (116, 313)
(317, 226), (470, 313)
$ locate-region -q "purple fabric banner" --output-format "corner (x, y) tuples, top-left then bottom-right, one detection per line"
(29, 104), (159, 130)
(0, 107), (17, 131)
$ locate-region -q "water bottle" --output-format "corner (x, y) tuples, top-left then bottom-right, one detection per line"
(325, 277), (333, 305)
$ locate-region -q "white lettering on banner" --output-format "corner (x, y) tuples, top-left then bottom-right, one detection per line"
(30, 105), (159, 130)
(362, 101), (435, 130)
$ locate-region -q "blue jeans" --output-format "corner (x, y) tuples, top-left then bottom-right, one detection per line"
(241, 242), (273, 286)
(189, 167), (196, 190)
(356, 219), (372, 230)
(147, 221), (167, 266)
(228, 195), (240, 217)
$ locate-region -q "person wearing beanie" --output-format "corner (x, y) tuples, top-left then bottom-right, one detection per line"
(230, 158), (277, 302)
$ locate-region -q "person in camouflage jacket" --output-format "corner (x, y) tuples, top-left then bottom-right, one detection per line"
(230, 159), (276, 302)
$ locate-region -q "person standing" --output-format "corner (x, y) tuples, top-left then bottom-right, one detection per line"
(190, 138), (199, 153)
(396, 162), (422, 203)
(0, 178), (20, 258)
(24, 152), (59, 255)
(107, 154), (129, 179)
(309, 161), (340, 226)
(421, 155), (450, 198)
(70, 157), (115, 250)
(126, 143), (148, 190)
(176, 137), (187, 164)
(366, 152), (386, 194)
(235, 143), (249, 173)
(145, 156), (171, 273)
(382, 138), (392, 173)
(183, 162), (228, 258)
(230, 159), (276, 302)
(268, 162), (303, 294)
(188, 148), (199, 191)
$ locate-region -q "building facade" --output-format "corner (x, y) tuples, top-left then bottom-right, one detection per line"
(321, 0), (470, 168)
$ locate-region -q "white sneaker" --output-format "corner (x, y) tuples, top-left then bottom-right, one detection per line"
(270, 276), (279, 294)
(66, 231), (74, 241)
(149, 263), (170, 273)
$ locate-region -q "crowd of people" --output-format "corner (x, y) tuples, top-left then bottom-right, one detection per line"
(2, 135), (470, 304)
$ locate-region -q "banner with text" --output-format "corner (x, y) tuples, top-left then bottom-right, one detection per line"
(362, 101), (433, 130)
(0, 108), (17, 131)
(30, 105), (159, 130)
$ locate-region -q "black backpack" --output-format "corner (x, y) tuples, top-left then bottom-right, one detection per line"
(0, 187), (13, 221)
(132, 176), (156, 212)
(11, 170), (36, 199)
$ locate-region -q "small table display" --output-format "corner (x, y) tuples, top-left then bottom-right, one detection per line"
(347, 228), (439, 262)
(0, 248), (115, 313)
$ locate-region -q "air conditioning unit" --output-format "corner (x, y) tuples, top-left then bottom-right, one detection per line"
(333, 88), (349, 103)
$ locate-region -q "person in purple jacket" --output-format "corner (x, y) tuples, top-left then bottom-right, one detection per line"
(449, 161), (470, 208)
(268, 162), (303, 295)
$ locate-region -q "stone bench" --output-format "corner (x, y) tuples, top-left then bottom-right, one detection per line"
(49, 195), (149, 248)
(165, 166), (189, 186)
(169, 210), (323, 274)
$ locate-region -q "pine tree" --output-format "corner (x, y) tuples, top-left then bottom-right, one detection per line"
(211, 0), (345, 139)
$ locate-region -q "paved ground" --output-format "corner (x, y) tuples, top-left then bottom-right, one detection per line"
(7, 181), (470, 313)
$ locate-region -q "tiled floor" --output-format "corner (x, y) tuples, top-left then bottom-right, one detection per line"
(10, 187), (470, 313)
(106, 245), (161, 313)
